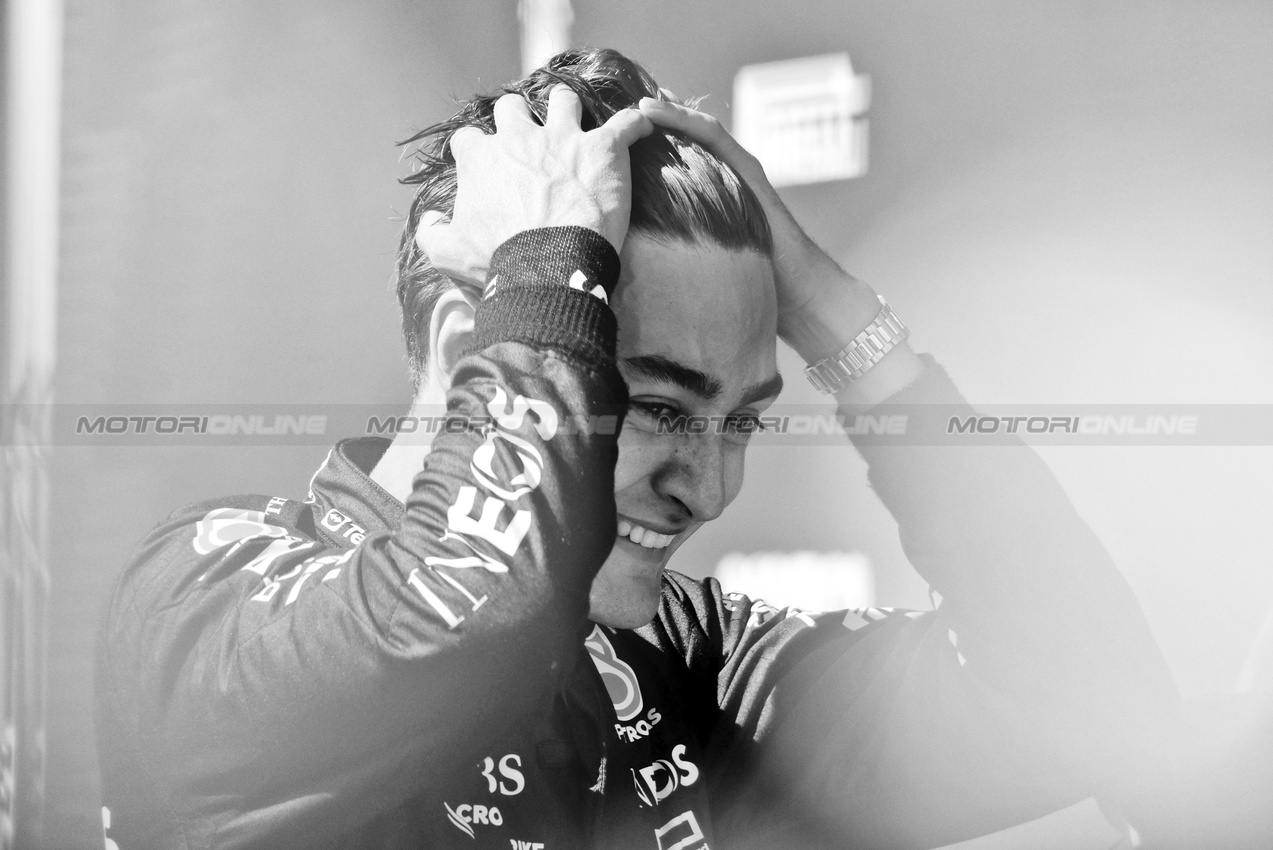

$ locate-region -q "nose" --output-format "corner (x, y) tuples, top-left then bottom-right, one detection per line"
(651, 433), (732, 523)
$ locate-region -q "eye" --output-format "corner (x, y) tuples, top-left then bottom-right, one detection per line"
(629, 400), (679, 420)
(722, 412), (767, 445)
(626, 399), (684, 432)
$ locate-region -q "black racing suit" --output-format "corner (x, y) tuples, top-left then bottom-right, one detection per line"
(96, 227), (1179, 849)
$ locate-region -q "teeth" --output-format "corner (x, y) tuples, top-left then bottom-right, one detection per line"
(616, 518), (674, 549)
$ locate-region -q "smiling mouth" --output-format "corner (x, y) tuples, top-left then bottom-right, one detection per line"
(616, 518), (676, 550)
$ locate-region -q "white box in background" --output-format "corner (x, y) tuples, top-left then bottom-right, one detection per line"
(733, 53), (871, 188)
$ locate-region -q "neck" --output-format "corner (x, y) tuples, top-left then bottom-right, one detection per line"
(369, 385), (445, 504)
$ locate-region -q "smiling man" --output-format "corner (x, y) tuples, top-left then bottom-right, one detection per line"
(370, 55), (786, 635)
(575, 236), (783, 626)
(96, 48), (1180, 850)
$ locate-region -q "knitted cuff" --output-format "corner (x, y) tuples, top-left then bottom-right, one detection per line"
(473, 227), (621, 369)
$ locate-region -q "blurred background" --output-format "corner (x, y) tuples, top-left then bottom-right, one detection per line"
(3, 0), (1272, 846)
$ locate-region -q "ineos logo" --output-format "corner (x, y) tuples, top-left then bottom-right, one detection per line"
(632, 744), (699, 807)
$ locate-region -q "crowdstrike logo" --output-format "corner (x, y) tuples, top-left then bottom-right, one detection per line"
(444, 802), (503, 838)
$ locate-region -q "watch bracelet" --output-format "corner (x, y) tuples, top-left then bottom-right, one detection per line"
(803, 297), (909, 394)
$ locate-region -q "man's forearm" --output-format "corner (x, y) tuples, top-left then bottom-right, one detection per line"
(96, 228), (627, 848)
(856, 360), (1181, 829)
(780, 270), (925, 413)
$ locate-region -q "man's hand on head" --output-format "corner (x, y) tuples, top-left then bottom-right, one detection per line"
(417, 85), (653, 286)
(636, 97), (874, 343)
(639, 96), (922, 410)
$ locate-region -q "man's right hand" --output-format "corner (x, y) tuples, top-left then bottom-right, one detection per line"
(417, 85), (653, 286)
(639, 96), (921, 410)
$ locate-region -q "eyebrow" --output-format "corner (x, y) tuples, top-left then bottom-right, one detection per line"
(621, 355), (784, 406)
(740, 371), (785, 406)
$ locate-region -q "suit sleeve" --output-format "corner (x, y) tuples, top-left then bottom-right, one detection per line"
(96, 227), (626, 848)
(651, 357), (1181, 849)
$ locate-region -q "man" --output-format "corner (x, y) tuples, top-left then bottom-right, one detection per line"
(96, 49), (1179, 849)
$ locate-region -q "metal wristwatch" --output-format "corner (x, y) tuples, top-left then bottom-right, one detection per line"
(804, 296), (909, 394)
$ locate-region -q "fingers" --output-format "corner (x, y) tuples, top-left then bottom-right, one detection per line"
(415, 209), (452, 266)
(430, 83), (647, 265)
(416, 217), (485, 285)
(638, 97), (730, 148)
(548, 83), (651, 147)
(545, 84), (583, 129)
(602, 106), (654, 147)
(492, 92), (534, 130)
(637, 96), (768, 190)
(448, 125), (485, 160)
(415, 216), (453, 268)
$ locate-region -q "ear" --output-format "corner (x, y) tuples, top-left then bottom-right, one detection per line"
(427, 287), (478, 389)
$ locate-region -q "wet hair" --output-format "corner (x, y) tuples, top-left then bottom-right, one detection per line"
(395, 47), (773, 388)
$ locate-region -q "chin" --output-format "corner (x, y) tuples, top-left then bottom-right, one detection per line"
(587, 543), (669, 629)
(590, 597), (661, 630)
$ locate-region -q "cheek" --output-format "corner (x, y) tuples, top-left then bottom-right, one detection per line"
(723, 447), (747, 506)
(613, 429), (663, 493)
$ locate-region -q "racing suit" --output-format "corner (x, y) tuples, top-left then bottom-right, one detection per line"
(96, 226), (1179, 849)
